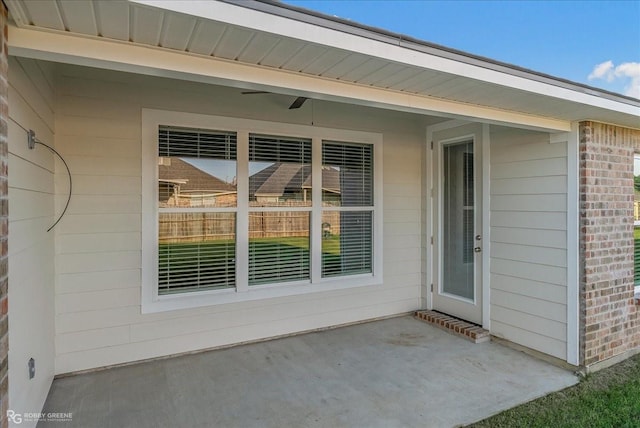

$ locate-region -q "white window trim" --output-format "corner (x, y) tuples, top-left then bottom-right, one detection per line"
(142, 108), (383, 313)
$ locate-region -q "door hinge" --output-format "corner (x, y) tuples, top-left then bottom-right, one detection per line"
(430, 283), (433, 292)
(430, 141), (433, 150)
(430, 236), (433, 245)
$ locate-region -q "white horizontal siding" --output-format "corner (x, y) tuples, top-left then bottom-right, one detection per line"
(56, 284), (419, 355)
(8, 188), (53, 221)
(491, 320), (566, 360)
(56, 232), (141, 254)
(491, 176), (567, 195)
(491, 226), (566, 249)
(491, 274), (566, 304)
(56, 288), (141, 315)
(491, 306), (566, 342)
(56, 300), (414, 374)
(56, 269), (140, 294)
(491, 194), (566, 212)
(489, 128), (568, 360)
(491, 242), (566, 267)
(492, 258), (566, 286)
(54, 64), (424, 374)
(57, 251), (141, 274)
(8, 57), (56, 421)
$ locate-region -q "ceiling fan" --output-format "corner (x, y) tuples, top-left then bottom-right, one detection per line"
(241, 91), (309, 110)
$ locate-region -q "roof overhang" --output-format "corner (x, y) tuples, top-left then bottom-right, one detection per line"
(5, 0), (639, 132)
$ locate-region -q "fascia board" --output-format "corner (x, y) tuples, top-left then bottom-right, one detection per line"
(8, 24), (572, 132)
(131, 0), (639, 118)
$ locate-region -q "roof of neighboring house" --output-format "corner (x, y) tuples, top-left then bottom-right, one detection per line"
(250, 163), (340, 197)
(159, 158), (236, 195)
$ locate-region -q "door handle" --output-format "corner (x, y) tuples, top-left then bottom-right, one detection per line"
(474, 247), (482, 253)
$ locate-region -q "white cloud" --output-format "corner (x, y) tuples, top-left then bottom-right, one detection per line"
(615, 62), (640, 99)
(588, 60), (615, 82)
(588, 60), (640, 99)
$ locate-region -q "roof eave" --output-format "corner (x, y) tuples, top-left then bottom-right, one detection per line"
(233, 0), (639, 107)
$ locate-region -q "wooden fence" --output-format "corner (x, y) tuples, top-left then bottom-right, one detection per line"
(159, 211), (340, 243)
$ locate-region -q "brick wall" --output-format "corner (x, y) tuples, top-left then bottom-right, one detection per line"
(0, 2), (7, 427)
(580, 121), (640, 366)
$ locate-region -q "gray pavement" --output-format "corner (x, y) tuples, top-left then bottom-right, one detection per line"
(39, 316), (577, 428)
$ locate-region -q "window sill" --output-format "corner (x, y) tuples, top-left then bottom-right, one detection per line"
(142, 275), (383, 314)
(635, 285), (640, 305)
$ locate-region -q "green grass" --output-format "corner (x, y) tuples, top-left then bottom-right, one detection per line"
(322, 234), (341, 255)
(159, 236), (348, 291)
(467, 354), (640, 428)
(158, 235), (371, 290)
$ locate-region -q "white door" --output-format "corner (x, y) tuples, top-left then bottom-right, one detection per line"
(432, 127), (483, 324)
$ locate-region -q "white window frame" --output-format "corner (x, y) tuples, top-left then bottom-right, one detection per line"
(142, 109), (383, 313)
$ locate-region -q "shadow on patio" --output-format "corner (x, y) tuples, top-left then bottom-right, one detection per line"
(38, 316), (577, 428)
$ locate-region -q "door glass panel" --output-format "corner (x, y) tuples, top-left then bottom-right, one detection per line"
(442, 141), (474, 300)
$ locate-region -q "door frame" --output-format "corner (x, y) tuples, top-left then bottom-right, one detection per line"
(425, 121), (491, 329)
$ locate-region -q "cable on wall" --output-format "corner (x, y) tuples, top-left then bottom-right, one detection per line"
(26, 129), (72, 232)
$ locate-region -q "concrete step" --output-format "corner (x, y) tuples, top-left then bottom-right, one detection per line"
(415, 310), (490, 344)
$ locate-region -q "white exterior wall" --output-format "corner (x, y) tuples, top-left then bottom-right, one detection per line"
(8, 57), (56, 422)
(54, 65), (424, 374)
(489, 127), (568, 360)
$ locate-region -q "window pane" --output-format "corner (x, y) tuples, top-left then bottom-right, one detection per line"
(159, 126), (237, 208)
(322, 211), (372, 277)
(322, 141), (373, 207)
(442, 141), (474, 300)
(159, 157), (237, 208)
(159, 212), (235, 294)
(249, 134), (312, 207)
(249, 211), (310, 285)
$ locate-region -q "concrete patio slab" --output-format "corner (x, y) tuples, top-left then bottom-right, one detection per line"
(38, 316), (578, 428)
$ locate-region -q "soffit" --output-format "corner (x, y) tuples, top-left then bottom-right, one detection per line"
(6, 0), (639, 129)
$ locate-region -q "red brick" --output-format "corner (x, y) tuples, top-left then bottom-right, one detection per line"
(580, 121), (640, 367)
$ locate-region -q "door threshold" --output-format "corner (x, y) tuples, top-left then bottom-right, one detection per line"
(415, 310), (489, 344)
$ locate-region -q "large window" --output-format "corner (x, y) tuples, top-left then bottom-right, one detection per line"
(142, 111), (382, 312)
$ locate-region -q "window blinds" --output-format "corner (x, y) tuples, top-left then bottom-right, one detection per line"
(248, 212), (310, 285)
(158, 126), (237, 295)
(322, 142), (373, 206)
(321, 141), (374, 277)
(248, 134), (312, 284)
(159, 125), (237, 159)
(322, 211), (372, 277)
(158, 213), (236, 294)
(249, 134), (311, 163)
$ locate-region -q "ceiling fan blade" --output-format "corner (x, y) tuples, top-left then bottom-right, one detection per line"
(241, 91), (271, 95)
(288, 96), (308, 109)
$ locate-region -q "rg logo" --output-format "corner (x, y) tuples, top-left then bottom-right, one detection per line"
(6, 410), (22, 424)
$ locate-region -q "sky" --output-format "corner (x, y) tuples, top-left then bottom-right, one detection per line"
(282, 0), (640, 99)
